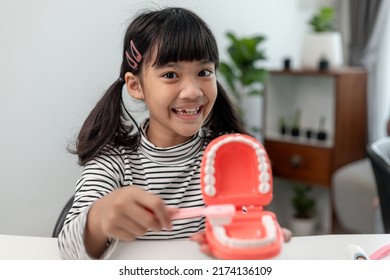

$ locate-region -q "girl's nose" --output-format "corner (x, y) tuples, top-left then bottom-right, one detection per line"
(179, 80), (203, 99)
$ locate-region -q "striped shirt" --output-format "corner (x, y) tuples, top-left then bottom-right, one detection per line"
(58, 120), (210, 259)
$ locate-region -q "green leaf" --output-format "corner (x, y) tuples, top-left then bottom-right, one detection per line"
(309, 6), (335, 32)
(292, 184), (316, 218)
(241, 68), (268, 85)
(247, 89), (262, 96)
(218, 31), (267, 104)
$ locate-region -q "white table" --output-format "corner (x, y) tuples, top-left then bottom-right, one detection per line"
(0, 234), (389, 260)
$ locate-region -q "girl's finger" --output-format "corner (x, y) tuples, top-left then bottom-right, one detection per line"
(190, 232), (207, 244)
(282, 228), (292, 242)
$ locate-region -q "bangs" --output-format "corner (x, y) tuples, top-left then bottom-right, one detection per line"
(150, 10), (219, 67)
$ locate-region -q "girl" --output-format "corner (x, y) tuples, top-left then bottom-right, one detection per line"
(58, 7), (288, 260)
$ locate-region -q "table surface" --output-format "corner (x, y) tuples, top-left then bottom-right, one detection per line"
(0, 234), (389, 260)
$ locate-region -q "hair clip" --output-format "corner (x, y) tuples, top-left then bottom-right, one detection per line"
(125, 40), (143, 70)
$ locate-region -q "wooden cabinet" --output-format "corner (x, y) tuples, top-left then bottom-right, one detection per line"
(264, 68), (367, 187)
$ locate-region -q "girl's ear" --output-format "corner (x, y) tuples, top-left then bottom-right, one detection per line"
(124, 72), (144, 100)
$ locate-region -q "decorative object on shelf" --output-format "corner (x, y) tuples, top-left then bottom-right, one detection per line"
(305, 128), (313, 139)
(301, 6), (343, 69)
(283, 57), (291, 70)
(279, 116), (287, 135)
(317, 115), (327, 141)
(219, 32), (267, 136)
(291, 109), (301, 137)
(290, 183), (317, 236)
(318, 56), (329, 71)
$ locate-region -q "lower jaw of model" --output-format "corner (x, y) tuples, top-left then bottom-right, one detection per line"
(204, 135), (276, 248)
(211, 215), (277, 248)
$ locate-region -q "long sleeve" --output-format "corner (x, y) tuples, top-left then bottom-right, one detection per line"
(57, 151), (127, 259)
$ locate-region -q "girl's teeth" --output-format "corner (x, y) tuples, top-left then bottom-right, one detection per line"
(175, 108), (199, 115)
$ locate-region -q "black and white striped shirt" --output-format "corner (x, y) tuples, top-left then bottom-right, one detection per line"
(58, 120), (210, 259)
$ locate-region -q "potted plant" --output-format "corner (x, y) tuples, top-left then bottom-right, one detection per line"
(219, 31), (267, 135)
(301, 6), (343, 69)
(317, 115), (328, 141)
(278, 116), (287, 135)
(291, 109), (301, 137)
(289, 183), (317, 236)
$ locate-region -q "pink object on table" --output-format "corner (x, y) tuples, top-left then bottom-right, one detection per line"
(370, 244), (390, 260)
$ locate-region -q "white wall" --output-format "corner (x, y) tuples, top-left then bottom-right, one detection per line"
(0, 0), (327, 237)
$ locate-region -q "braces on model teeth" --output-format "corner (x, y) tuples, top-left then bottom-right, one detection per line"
(202, 134), (277, 249)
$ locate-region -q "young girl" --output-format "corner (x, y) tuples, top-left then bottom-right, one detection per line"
(58, 7), (288, 260)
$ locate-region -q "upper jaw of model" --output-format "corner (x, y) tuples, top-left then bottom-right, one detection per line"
(203, 134), (277, 248)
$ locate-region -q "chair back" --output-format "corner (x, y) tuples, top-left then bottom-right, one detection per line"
(52, 196), (74, 237)
(367, 137), (390, 233)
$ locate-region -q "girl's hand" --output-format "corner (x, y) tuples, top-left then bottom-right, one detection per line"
(190, 227), (292, 258)
(85, 186), (173, 258)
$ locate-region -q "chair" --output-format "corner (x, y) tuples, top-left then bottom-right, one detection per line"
(52, 196), (74, 237)
(367, 137), (390, 233)
(332, 158), (377, 233)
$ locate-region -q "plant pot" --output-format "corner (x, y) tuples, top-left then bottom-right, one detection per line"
(289, 217), (316, 236)
(301, 32), (343, 69)
(305, 129), (313, 139)
(291, 127), (300, 137)
(280, 125), (287, 135)
(317, 131), (327, 141)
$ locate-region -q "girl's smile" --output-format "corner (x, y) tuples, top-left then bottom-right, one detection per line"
(172, 105), (203, 119)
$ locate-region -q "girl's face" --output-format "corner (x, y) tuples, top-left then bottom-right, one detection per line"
(127, 53), (217, 147)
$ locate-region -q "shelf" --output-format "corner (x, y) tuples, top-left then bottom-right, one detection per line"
(265, 133), (333, 148)
(263, 68), (368, 186)
(270, 67), (367, 77)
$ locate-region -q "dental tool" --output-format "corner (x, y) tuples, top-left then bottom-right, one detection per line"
(171, 204), (235, 225)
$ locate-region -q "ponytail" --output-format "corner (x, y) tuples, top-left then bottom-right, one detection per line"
(205, 81), (250, 138)
(72, 78), (138, 166)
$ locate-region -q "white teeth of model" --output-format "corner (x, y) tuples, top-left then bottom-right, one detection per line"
(212, 215), (276, 248)
(256, 148), (266, 157)
(260, 163), (269, 172)
(259, 183), (271, 194)
(205, 184), (216, 197)
(260, 173), (270, 182)
(205, 165), (215, 174)
(204, 174), (215, 186)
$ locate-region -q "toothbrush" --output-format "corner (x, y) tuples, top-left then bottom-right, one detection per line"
(171, 204), (235, 224)
(369, 244), (390, 260)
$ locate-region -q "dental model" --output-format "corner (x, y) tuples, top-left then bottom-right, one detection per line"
(199, 134), (283, 259)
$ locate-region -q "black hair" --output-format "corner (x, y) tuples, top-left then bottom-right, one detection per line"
(72, 7), (248, 166)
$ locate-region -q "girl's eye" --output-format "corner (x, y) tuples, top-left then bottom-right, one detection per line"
(162, 72), (178, 79)
(199, 69), (213, 77)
